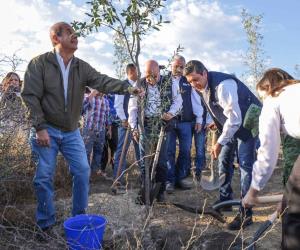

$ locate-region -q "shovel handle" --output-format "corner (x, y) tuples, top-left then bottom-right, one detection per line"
(212, 194), (283, 210)
(151, 127), (165, 181)
(256, 194), (283, 204)
(209, 129), (218, 178)
(211, 129), (218, 145)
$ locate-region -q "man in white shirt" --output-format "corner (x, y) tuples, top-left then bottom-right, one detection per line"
(128, 60), (182, 202)
(166, 55), (212, 193)
(184, 60), (262, 230)
(113, 64), (141, 185)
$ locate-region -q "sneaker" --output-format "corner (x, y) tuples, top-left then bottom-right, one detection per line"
(175, 179), (192, 190)
(226, 213), (253, 231)
(166, 182), (175, 194)
(213, 199), (233, 212)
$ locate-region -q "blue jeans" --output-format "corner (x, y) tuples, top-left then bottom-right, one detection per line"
(167, 121), (192, 184)
(193, 126), (207, 176)
(30, 125), (90, 229)
(219, 136), (257, 216)
(82, 128), (106, 171)
(113, 125), (140, 179)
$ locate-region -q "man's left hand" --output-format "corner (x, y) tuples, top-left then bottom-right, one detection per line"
(211, 142), (222, 159)
(162, 112), (174, 121)
(242, 187), (259, 208)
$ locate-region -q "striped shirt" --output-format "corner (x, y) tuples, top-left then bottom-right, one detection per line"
(82, 95), (111, 131)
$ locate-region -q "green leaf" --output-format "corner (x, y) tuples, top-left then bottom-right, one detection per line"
(126, 16), (132, 26)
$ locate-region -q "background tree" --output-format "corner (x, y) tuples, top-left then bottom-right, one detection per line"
(241, 9), (267, 90)
(72, 0), (169, 77)
(0, 51), (26, 78)
(113, 28), (131, 79)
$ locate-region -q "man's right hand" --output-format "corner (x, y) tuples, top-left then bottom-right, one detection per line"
(207, 122), (217, 130)
(122, 120), (129, 128)
(132, 129), (139, 143)
(88, 89), (98, 101)
(194, 123), (202, 133)
(36, 129), (50, 147)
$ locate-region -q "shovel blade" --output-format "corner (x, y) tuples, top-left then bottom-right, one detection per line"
(200, 173), (226, 191)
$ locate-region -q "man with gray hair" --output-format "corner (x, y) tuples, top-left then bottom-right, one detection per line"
(166, 55), (212, 193)
(128, 59), (182, 202)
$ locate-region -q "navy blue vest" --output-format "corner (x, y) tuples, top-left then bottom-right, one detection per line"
(141, 75), (173, 116)
(201, 71), (262, 141)
(177, 76), (194, 122)
(200, 99), (208, 125)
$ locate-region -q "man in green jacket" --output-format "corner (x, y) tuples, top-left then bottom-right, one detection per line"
(21, 22), (140, 239)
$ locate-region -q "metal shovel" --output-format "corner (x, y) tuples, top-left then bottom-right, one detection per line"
(111, 126), (131, 194)
(200, 129), (226, 190)
(212, 194), (282, 250)
(246, 210), (278, 250)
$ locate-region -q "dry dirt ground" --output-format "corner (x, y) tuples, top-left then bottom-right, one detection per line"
(0, 157), (283, 250)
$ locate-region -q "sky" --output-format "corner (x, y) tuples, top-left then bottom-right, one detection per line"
(0, 0), (299, 85)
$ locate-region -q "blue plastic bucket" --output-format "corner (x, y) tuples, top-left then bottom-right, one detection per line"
(64, 214), (107, 250)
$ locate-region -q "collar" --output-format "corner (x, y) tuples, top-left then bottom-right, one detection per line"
(55, 49), (73, 67)
(46, 49), (78, 67)
(127, 79), (137, 86)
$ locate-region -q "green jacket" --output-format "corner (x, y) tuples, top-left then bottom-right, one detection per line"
(21, 50), (131, 131)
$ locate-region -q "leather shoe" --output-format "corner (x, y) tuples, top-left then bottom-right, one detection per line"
(176, 179), (192, 190)
(156, 192), (166, 203)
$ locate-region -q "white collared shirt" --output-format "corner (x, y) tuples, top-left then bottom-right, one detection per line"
(128, 76), (183, 129)
(191, 88), (213, 124)
(114, 79), (136, 120)
(55, 51), (72, 104)
(144, 83), (161, 117)
(251, 84), (300, 191)
(200, 79), (242, 145)
(169, 76), (183, 116)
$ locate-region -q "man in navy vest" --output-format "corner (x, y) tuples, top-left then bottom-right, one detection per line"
(184, 60), (262, 230)
(166, 55), (205, 192)
(113, 64), (141, 185)
(128, 60), (182, 202)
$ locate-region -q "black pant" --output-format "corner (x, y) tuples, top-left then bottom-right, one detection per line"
(282, 155), (300, 250)
(139, 117), (174, 194)
(101, 123), (118, 170)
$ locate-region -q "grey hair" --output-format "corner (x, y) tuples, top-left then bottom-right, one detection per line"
(172, 55), (186, 64)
